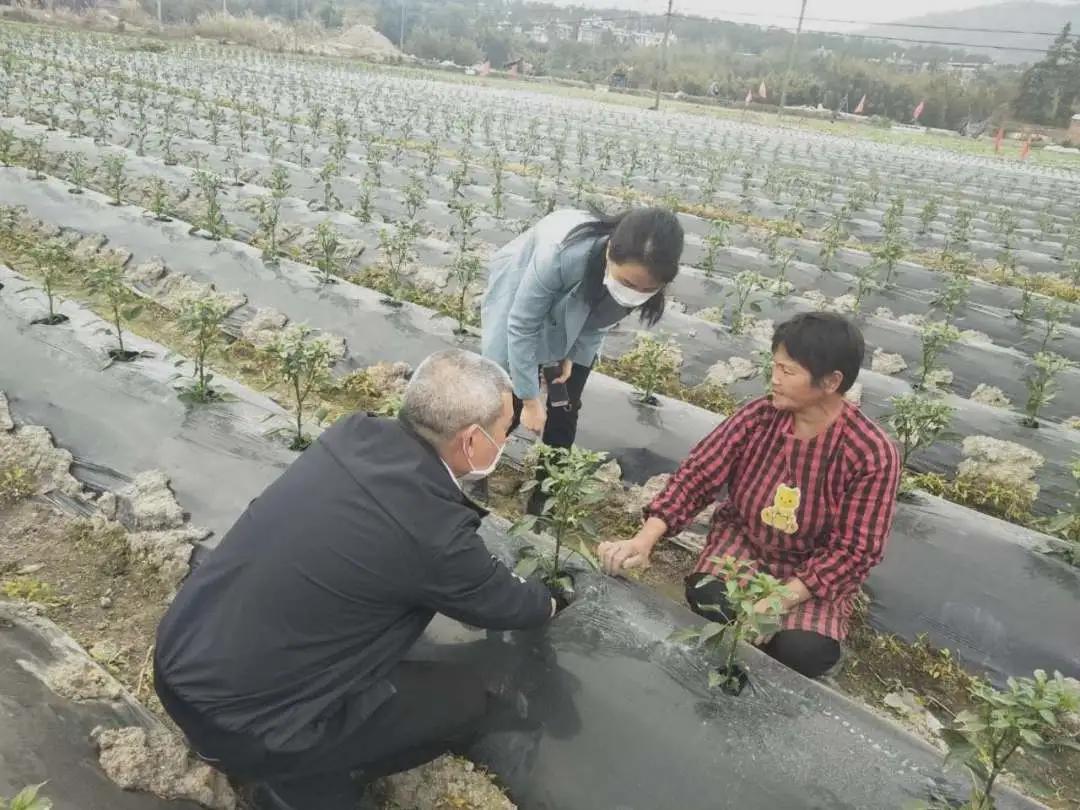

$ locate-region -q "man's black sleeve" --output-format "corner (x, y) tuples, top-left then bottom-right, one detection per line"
(419, 518), (553, 630)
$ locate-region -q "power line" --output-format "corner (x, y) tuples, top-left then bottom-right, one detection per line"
(688, 8), (1080, 40)
(774, 27), (1050, 55)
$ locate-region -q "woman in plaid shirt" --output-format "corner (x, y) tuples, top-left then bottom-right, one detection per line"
(599, 313), (901, 678)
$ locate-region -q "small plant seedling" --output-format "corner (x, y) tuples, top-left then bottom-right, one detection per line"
(377, 226), (416, 304)
(311, 221), (345, 285)
(887, 393), (955, 472)
(402, 172), (426, 222)
(147, 177), (171, 221)
(1037, 299), (1073, 355)
(65, 152), (89, 194)
(0, 782), (53, 810)
(702, 220), (729, 277)
(193, 170), (229, 240)
(871, 231), (907, 288)
(101, 153), (127, 206)
(254, 165), (290, 263)
(28, 240), (70, 326)
(669, 556), (791, 695)
(176, 294), (230, 403)
(918, 197), (939, 235)
(931, 273), (971, 325)
(917, 321), (961, 390)
(0, 128), (16, 166)
(318, 160), (341, 211)
(511, 444), (606, 592)
(450, 251), (482, 335)
(754, 348), (775, 394)
(266, 324), (334, 451)
(26, 135), (47, 180)
(86, 262), (141, 362)
(1023, 351), (1072, 429)
(851, 262), (881, 312)
(725, 271), (765, 335)
(916, 670), (1080, 810)
(614, 333), (681, 405)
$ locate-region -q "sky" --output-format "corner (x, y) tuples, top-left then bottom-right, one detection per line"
(544, 0), (1078, 31)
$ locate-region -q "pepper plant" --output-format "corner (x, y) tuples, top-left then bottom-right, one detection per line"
(193, 170), (228, 240)
(918, 197), (939, 235)
(917, 321), (961, 390)
(887, 393), (954, 471)
(923, 670), (1080, 810)
(377, 225), (416, 302)
(147, 177), (171, 221)
(86, 261), (141, 361)
(725, 271), (765, 335)
(612, 333), (681, 405)
(0, 128), (15, 166)
(931, 273), (971, 325)
(254, 165), (289, 263)
(1040, 458), (1080, 562)
(312, 221), (344, 285)
(176, 294), (230, 402)
(101, 153), (126, 206)
(511, 444), (605, 591)
(1023, 352), (1072, 428)
(1037, 300), (1073, 354)
(450, 251), (482, 334)
(65, 152), (89, 194)
(29, 240), (70, 325)
(266, 324), (334, 451)
(26, 135), (46, 180)
(670, 555), (791, 695)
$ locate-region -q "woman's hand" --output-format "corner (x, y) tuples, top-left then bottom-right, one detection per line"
(521, 397), (548, 434)
(552, 358), (573, 384)
(598, 518), (667, 575)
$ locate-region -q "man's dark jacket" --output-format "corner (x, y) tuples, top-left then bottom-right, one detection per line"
(155, 413), (552, 751)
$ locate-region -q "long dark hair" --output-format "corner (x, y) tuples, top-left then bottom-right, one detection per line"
(563, 206), (684, 327)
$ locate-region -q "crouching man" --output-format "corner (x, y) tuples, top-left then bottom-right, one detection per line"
(154, 349), (559, 810)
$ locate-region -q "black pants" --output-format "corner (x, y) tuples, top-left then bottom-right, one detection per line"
(155, 660), (487, 809)
(509, 362), (592, 449)
(684, 573), (841, 679)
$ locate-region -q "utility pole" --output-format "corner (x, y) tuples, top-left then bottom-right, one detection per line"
(651, 0), (675, 111)
(156, 0), (162, 27)
(777, 0), (808, 115)
(399, 0), (407, 51)
(222, 0), (228, 16)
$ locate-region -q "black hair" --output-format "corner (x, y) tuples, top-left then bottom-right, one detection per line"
(771, 312), (864, 394)
(563, 206), (684, 327)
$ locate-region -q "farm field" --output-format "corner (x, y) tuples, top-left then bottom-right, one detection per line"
(1, 19), (1079, 810)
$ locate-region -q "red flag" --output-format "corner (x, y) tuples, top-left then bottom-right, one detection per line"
(853, 94), (866, 115)
(745, 88), (753, 105)
(912, 99), (926, 121)
(1020, 134), (1032, 160)
(993, 127), (1004, 153)
(758, 80), (767, 100)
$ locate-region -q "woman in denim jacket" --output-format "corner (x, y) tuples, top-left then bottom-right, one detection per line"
(481, 207), (684, 511)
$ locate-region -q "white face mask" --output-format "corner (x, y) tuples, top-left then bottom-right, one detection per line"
(603, 272), (657, 308)
(461, 425), (504, 482)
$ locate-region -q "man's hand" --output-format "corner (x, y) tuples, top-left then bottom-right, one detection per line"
(521, 397), (547, 434)
(749, 578), (811, 646)
(552, 358), (573, 384)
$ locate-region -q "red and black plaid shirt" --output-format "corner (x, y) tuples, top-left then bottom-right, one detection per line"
(647, 397), (900, 640)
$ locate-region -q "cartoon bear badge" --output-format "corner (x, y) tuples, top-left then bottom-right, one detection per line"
(761, 484), (801, 534)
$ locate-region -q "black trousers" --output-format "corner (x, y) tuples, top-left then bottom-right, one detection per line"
(155, 660), (487, 809)
(684, 572), (842, 679)
(509, 362), (592, 449)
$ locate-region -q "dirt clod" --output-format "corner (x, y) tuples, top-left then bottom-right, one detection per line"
(42, 657), (123, 702)
(969, 384), (1012, 409)
(870, 349), (907, 375)
(705, 356), (755, 386)
(378, 754), (515, 810)
(0, 425), (82, 497)
(95, 726), (237, 810)
(0, 391), (13, 431)
(117, 471), (186, 531)
(958, 435), (1044, 500)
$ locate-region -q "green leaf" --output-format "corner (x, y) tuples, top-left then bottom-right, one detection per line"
(707, 669), (725, 690)
(668, 627), (701, 645)
(698, 622), (727, 645)
(1019, 729), (1044, 748)
(514, 556), (540, 579)
(575, 540), (599, 571)
(941, 729), (977, 770)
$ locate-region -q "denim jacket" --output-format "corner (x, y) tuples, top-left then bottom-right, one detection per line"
(481, 210), (606, 400)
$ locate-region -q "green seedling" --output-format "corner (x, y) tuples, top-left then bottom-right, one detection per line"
(176, 294), (230, 403)
(266, 324), (334, 451)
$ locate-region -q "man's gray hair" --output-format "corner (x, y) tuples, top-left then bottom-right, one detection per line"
(400, 349), (512, 445)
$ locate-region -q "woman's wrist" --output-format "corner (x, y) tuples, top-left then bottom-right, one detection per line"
(639, 516), (668, 548)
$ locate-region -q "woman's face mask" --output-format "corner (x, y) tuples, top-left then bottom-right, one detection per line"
(603, 253), (662, 308)
(603, 272), (657, 308)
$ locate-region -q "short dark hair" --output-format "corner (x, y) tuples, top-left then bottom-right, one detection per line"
(771, 312), (864, 394)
